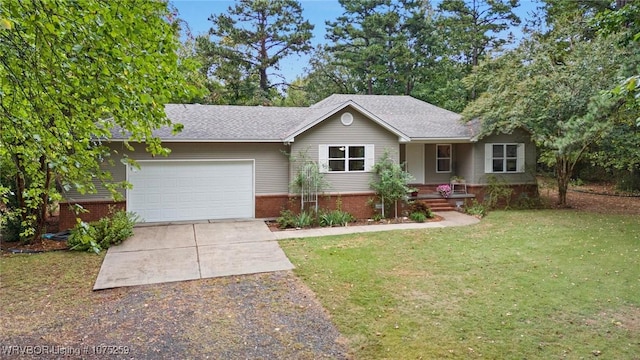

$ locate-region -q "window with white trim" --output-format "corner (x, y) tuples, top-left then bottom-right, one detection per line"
(436, 144), (451, 173)
(484, 143), (525, 173)
(319, 144), (374, 172)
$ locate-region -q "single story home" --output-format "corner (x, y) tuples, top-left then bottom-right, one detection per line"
(59, 94), (537, 228)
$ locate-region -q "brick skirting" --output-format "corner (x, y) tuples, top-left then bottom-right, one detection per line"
(58, 200), (126, 230)
(256, 193), (378, 219)
(59, 184), (538, 229)
(255, 194), (290, 218)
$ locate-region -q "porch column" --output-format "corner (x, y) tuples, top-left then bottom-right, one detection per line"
(406, 143), (425, 183)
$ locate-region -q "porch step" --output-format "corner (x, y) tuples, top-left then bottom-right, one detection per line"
(419, 198), (456, 212)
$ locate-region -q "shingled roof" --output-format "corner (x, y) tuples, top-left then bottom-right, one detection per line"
(121, 95), (476, 142)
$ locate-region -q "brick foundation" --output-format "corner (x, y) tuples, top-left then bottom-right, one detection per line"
(317, 193), (377, 219)
(255, 194), (290, 218)
(58, 200), (126, 230)
(257, 193), (378, 219)
(60, 184), (538, 228)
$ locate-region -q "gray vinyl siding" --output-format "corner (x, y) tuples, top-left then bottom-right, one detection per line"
(421, 143), (473, 185)
(454, 143), (474, 183)
(470, 129), (537, 184)
(424, 144), (450, 184)
(63, 142), (289, 202)
(291, 109), (399, 193)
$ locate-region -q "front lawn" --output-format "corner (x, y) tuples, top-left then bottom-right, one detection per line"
(281, 210), (640, 359)
(0, 252), (105, 337)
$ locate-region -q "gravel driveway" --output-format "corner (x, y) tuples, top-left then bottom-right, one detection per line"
(1, 271), (347, 359)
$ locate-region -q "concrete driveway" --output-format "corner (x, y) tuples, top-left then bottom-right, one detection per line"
(93, 221), (294, 290)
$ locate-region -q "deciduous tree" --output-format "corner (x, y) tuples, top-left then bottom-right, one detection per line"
(463, 15), (636, 206)
(0, 1), (201, 242)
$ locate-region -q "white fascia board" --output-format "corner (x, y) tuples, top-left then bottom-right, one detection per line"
(408, 137), (472, 143)
(108, 138), (284, 143)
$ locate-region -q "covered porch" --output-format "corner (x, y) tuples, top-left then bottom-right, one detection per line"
(400, 142), (475, 186)
(400, 142), (476, 209)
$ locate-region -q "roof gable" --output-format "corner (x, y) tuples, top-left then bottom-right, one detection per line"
(282, 100), (411, 143)
(313, 95), (471, 141)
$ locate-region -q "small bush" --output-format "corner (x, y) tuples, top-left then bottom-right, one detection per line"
(513, 193), (547, 209)
(319, 209), (355, 227)
(408, 201), (434, 219)
(277, 209), (297, 229)
(68, 221), (101, 254)
(485, 175), (514, 209)
(409, 211), (427, 223)
(0, 210), (22, 242)
(68, 210), (139, 253)
(464, 199), (487, 218)
(569, 178), (585, 187)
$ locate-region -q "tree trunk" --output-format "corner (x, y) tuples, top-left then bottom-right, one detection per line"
(259, 35), (269, 91)
(259, 66), (268, 92)
(33, 158), (52, 242)
(556, 156), (570, 207)
(616, 0), (630, 9)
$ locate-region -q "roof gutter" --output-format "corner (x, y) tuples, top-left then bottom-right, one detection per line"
(408, 137), (473, 143)
(107, 138), (285, 143)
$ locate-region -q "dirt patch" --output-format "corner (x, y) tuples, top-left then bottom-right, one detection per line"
(541, 184), (640, 215)
(0, 271), (348, 359)
(610, 306), (640, 333)
(579, 306), (640, 334)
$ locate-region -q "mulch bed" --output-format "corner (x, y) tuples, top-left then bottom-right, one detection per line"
(266, 214), (444, 232)
(0, 238), (68, 253)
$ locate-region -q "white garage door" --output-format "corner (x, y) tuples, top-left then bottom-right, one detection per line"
(127, 160), (254, 223)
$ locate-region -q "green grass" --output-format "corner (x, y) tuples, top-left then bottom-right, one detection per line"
(281, 210), (640, 359)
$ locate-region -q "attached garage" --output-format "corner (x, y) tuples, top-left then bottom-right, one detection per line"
(127, 160), (255, 223)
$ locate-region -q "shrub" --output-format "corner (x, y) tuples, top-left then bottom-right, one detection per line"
(485, 175), (514, 209)
(276, 209), (297, 229)
(464, 199), (487, 218)
(68, 221), (101, 253)
(319, 209), (355, 227)
(68, 210), (139, 253)
(409, 211), (427, 223)
(408, 201), (434, 219)
(0, 210), (22, 242)
(513, 193), (547, 209)
(369, 150), (415, 218)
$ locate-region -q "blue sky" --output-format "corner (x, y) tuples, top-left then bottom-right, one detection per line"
(171, 0), (541, 83)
